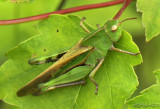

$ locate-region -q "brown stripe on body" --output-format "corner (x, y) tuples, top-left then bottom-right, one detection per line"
(17, 38), (92, 96)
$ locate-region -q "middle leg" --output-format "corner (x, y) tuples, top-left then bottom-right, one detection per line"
(89, 58), (104, 94)
(110, 45), (140, 55)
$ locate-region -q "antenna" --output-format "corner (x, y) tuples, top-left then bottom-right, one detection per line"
(111, 17), (137, 32)
(118, 17), (137, 26)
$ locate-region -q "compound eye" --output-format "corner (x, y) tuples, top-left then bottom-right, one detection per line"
(111, 25), (118, 32)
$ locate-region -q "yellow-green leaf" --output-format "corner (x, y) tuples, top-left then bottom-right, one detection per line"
(0, 15), (142, 109)
(126, 69), (160, 109)
(137, 0), (160, 41)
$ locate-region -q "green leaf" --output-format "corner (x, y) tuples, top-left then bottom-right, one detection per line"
(0, 0), (33, 3)
(10, 0), (34, 3)
(137, 0), (160, 41)
(0, 0), (60, 65)
(126, 70), (160, 108)
(64, 0), (143, 37)
(0, 101), (19, 109)
(0, 15), (142, 109)
(0, 0), (7, 2)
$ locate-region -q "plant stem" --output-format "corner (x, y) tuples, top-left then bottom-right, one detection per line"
(113, 0), (133, 20)
(0, 0), (124, 25)
(56, 0), (67, 11)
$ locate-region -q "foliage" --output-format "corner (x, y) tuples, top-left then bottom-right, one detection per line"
(137, 0), (160, 41)
(0, 0), (33, 3)
(0, 0), (60, 65)
(126, 70), (160, 108)
(0, 15), (142, 109)
(0, 0), (7, 2)
(10, 0), (33, 3)
(0, 0), (160, 109)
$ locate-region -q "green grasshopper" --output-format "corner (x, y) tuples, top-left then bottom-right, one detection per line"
(17, 17), (140, 97)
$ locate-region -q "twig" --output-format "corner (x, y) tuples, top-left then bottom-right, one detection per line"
(0, 0), (124, 25)
(113, 0), (133, 20)
(56, 0), (67, 11)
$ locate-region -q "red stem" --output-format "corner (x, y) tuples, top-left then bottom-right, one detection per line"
(0, 0), (124, 25)
(113, 0), (132, 20)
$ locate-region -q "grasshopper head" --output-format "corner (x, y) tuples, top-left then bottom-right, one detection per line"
(104, 18), (137, 42)
(104, 20), (122, 42)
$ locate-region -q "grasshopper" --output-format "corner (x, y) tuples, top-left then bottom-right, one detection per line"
(17, 17), (140, 97)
